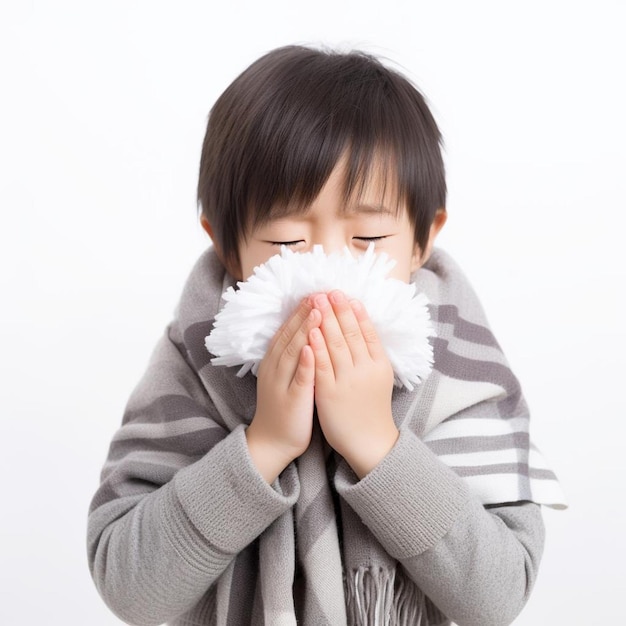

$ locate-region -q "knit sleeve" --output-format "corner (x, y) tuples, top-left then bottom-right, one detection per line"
(334, 428), (545, 626)
(87, 327), (299, 626)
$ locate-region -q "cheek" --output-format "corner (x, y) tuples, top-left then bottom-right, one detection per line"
(385, 251), (414, 282)
(388, 261), (413, 283)
(387, 243), (422, 283)
(238, 247), (277, 281)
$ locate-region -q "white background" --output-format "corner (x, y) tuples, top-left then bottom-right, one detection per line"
(2, 1), (625, 624)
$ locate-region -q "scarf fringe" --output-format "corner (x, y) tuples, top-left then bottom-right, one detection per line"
(345, 566), (449, 626)
(345, 566), (450, 626)
(392, 567), (423, 626)
(345, 566), (394, 626)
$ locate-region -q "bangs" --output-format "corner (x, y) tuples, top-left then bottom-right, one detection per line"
(198, 46), (446, 270)
(260, 148), (404, 224)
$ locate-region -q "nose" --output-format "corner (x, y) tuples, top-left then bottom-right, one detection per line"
(308, 229), (346, 256)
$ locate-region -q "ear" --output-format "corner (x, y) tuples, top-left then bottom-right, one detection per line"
(200, 215), (241, 278)
(200, 214), (216, 240)
(410, 208), (447, 272)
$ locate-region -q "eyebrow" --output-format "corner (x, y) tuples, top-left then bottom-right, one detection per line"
(346, 203), (396, 216)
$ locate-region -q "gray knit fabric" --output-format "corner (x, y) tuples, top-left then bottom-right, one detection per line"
(88, 247), (554, 625)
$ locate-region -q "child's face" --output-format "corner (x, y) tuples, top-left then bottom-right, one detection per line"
(233, 155), (444, 282)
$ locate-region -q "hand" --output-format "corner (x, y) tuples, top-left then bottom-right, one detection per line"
(246, 298), (321, 483)
(309, 291), (399, 479)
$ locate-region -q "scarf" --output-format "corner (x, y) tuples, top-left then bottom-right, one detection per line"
(90, 246), (565, 626)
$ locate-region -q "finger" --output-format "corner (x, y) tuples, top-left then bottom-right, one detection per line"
(276, 307), (321, 381)
(312, 293), (353, 371)
(290, 344), (315, 390)
(327, 290), (369, 363)
(349, 299), (388, 361)
(266, 297), (313, 362)
(309, 326), (335, 384)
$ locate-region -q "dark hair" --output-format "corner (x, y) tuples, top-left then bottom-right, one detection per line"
(197, 45), (446, 273)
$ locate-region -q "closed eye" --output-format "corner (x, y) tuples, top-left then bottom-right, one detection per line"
(268, 240), (305, 247)
(353, 236), (387, 242)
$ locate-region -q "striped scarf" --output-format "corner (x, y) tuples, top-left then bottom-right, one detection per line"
(90, 246), (565, 625)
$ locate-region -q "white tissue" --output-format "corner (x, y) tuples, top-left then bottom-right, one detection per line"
(205, 244), (435, 390)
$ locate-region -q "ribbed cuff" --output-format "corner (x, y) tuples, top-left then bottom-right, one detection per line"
(335, 427), (470, 558)
(173, 424), (299, 554)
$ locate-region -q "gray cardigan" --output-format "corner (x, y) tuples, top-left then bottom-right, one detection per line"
(87, 248), (546, 626)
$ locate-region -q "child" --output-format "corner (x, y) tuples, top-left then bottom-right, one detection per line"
(87, 45), (565, 626)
